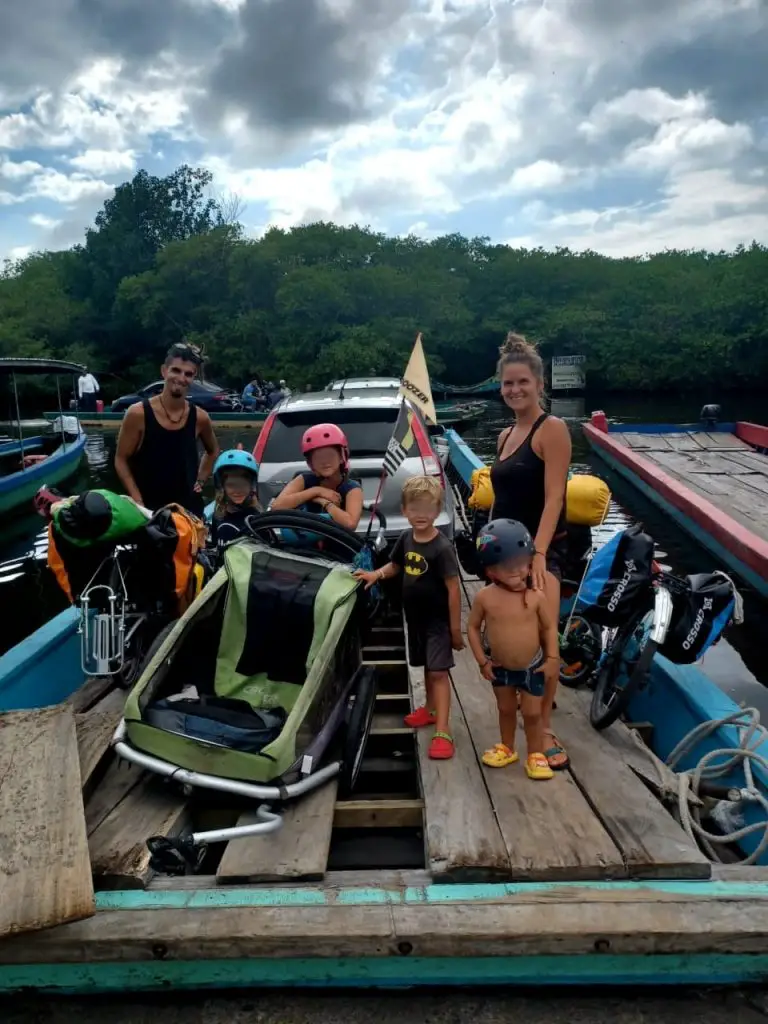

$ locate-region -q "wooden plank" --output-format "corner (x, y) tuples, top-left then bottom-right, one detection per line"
(88, 774), (190, 889)
(408, 649), (510, 881)
(618, 432), (671, 450)
(333, 798), (423, 829)
(649, 448), (753, 477)
(664, 433), (707, 453)
(697, 431), (749, 449)
(371, 710), (411, 734)
(216, 778), (339, 884)
(448, 644), (625, 880)
(553, 688), (711, 879)
(454, 576), (625, 880)
(75, 688), (126, 793)
(718, 450), (768, 475)
(0, 706), (95, 937)
(640, 454), (768, 541)
(65, 675), (117, 714)
(147, 867), (435, 891)
(84, 758), (145, 836)
(571, 690), (703, 810)
(4, 895), (768, 963)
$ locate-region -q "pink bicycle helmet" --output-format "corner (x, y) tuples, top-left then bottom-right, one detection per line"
(301, 423), (350, 472)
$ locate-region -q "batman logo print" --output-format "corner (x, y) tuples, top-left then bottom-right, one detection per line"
(404, 550), (428, 576)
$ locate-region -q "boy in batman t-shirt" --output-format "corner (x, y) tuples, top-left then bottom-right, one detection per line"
(353, 476), (463, 759)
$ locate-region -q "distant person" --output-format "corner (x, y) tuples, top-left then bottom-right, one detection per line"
(468, 518), (560, 780)
(489, 331), (571, 770)
(114, 342), (219, 517)
(279, 378), (292, 397)
(242, 378), (265, 411)
(267, 382), (284, 408)
(77, 368), (99, 412)
(354, 476), (463, 761)
(271, 422), (363, 531)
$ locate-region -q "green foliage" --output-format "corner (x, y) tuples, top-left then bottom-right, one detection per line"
(1, 165), (766, 396)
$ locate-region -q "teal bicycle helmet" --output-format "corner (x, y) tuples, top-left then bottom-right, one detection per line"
(213, 448), (259, 488)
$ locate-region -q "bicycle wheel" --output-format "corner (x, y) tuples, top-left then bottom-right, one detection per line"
(559, 613), (603, 689)
(589, 607), (658, 730)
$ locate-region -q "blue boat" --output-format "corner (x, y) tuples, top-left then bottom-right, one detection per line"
(0, 358), (88, 518)
(1, 430), (768, 993)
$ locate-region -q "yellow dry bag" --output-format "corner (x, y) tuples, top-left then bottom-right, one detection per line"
(468, 466), (494, 510)
(565, 474), (611, 527)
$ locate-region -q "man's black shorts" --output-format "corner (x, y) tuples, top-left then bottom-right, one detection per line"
(406, 616), (454, 672)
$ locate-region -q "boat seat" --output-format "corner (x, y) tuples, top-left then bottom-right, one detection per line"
(211, 547), (360, 716)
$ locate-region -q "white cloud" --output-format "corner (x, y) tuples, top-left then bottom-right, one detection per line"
(68, 148), (137, 175)
(580, 88), (710, 138)
(507, 168), (768, 256)
(623, 117), (753, 172)
(29, 213), (62, 229)
(24, 168), (113, 204)
(0, 157), (43, 180)
(508, 160), (570, 192)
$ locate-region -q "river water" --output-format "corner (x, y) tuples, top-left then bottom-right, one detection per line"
(1, 392), (766, 716)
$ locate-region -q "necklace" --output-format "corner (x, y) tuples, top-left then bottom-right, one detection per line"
(159, 395), (186, 426)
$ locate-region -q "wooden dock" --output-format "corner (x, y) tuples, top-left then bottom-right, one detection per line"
(5, 582), (768, 990)
(614, 430), (768, 544)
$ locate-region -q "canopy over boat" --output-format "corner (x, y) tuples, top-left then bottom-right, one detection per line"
(0, 357), (86, 376)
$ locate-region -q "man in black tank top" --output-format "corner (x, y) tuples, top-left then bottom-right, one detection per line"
(115, 343), (219, 516)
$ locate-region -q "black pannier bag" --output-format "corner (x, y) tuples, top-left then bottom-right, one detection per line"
(577, 524), (656, 627)
(660, 571), (739, 664)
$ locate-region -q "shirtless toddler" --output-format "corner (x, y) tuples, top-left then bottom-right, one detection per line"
(467, 518), (559, 780)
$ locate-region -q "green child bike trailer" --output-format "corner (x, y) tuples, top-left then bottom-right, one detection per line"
(111, 509), (381, 874)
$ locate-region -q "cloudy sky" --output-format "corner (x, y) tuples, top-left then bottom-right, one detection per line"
(1, 0), (766, 263)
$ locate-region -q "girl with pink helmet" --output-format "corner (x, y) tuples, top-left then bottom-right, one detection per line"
(271, 422), (363, 532)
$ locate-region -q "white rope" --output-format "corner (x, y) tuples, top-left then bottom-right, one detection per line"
(664, 706), (768, 865)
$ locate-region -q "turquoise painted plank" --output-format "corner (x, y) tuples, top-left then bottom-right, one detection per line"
(3, 954), (768, 993)
(95, 878), (768, 911)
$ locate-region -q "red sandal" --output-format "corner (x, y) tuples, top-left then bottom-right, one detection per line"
(404, 705), (436, 728)
(429, 732), (455, 759)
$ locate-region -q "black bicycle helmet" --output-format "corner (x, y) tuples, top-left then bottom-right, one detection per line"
(475, 518), (535, 568)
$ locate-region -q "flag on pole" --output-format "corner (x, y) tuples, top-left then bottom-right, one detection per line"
(399, 332), (437, 426)
(383, 400), (417, 477)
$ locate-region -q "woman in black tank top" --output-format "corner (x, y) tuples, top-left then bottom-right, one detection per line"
(489, 332), (572, 769)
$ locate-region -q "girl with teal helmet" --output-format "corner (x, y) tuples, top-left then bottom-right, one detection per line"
(208, 447), (262, 548)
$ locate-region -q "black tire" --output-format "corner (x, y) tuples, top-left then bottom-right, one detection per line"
(124, 619), (177, 688)
(559, 614), (603, 689)
(245, 509), (365, 561)
(338, 666), (378, 797)
(589, 608), (657, 730)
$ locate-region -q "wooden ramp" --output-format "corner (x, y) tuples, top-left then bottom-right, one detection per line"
(410, 575), (712, 883)
(0, 705), (95, 937)
(214, 630), (424, 886)
(614, 431), (768, 542)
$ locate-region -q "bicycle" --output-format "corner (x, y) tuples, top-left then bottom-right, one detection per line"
(587, 563), (694, 731)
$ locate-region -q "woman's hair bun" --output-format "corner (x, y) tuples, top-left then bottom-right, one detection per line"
(499, 331), (538, 359)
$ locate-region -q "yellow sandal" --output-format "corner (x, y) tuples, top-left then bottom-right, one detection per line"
(482, 743), (519, 768)
(525, 752), (554, 780)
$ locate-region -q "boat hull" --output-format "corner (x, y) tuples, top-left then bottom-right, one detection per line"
(0, 432), (87, 517)
(583, 418), (768, 598)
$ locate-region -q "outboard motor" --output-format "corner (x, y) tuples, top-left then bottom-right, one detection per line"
(700, 403), (721, 429)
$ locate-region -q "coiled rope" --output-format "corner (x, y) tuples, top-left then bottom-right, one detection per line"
(665, 706), (768, 865)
